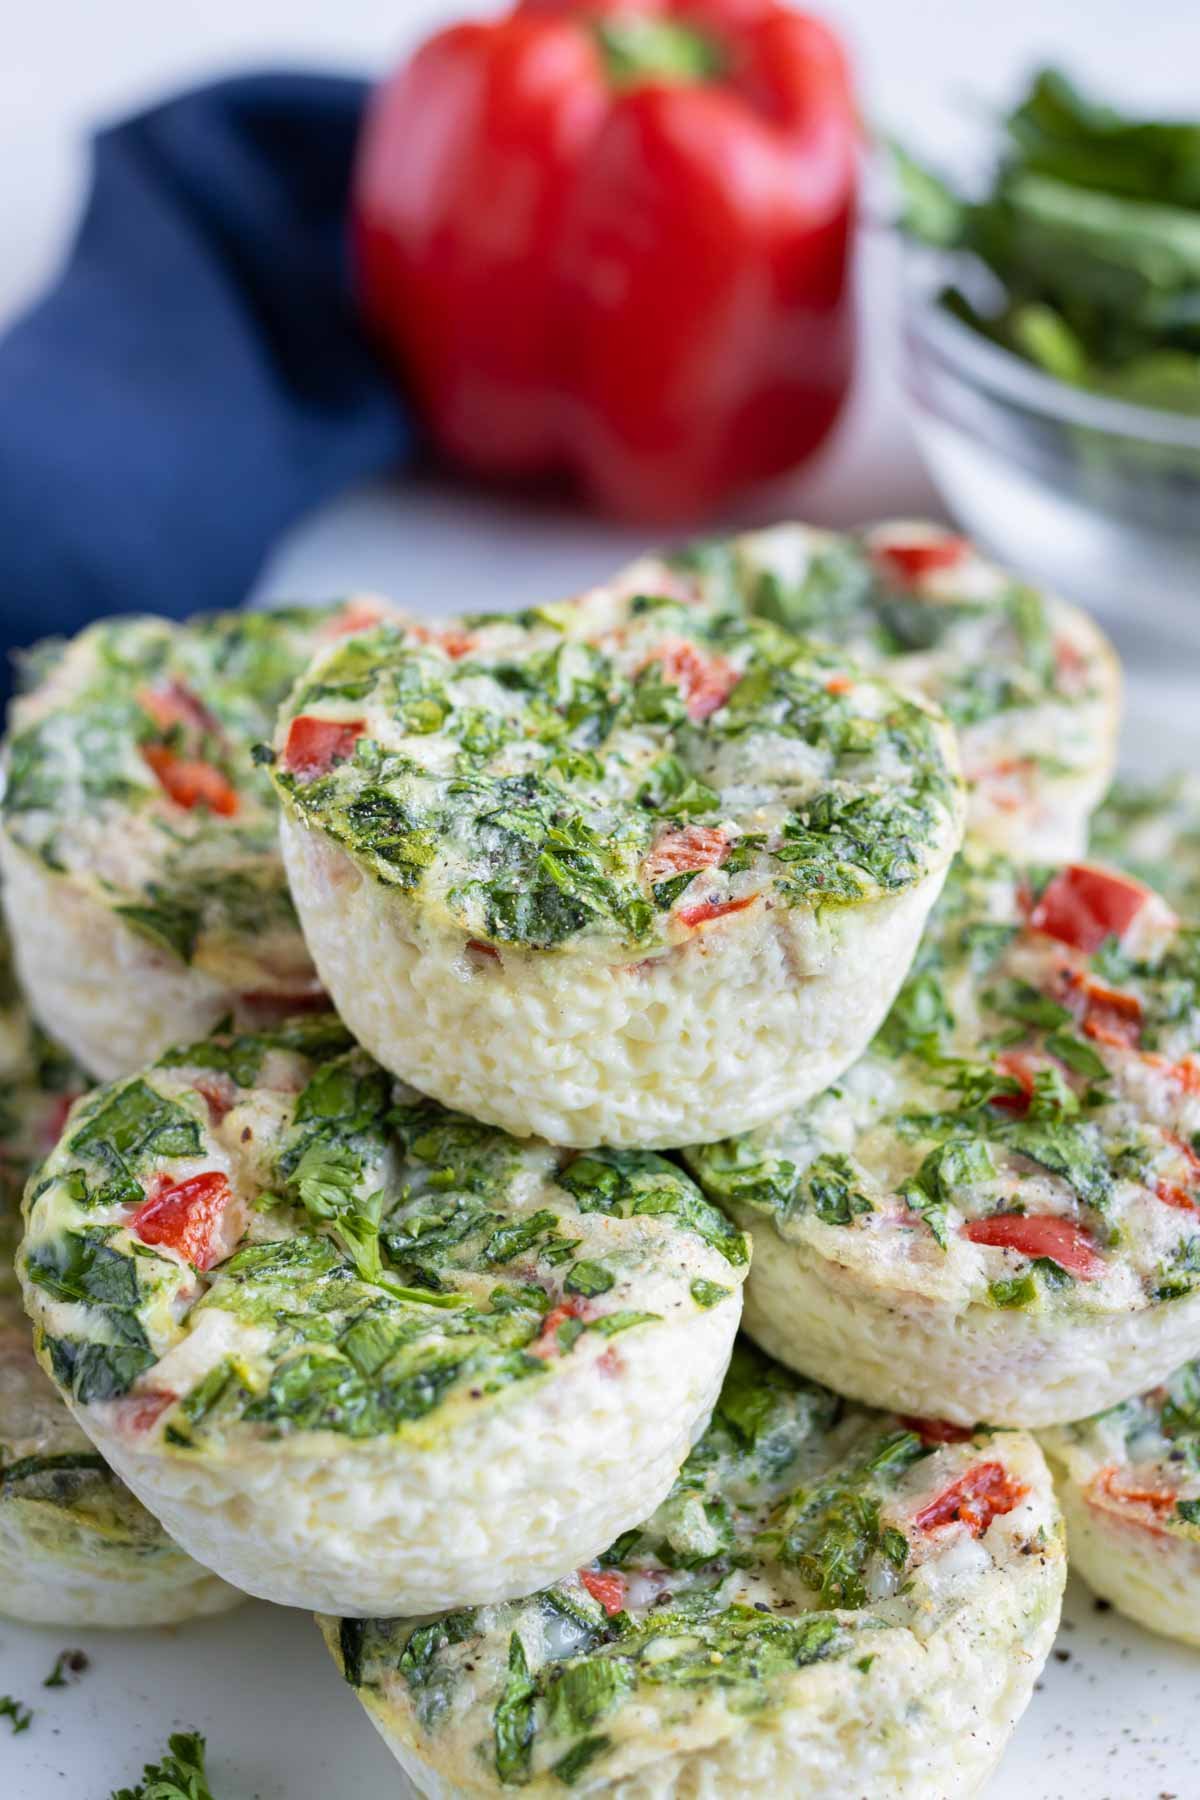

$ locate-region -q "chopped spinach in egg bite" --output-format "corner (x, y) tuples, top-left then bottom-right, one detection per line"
(319, 1343), (1064, 1799)
(0, 930), (241, 1627)
(688, 852), (1200, 1427)
(19, 1016), (748, 1615)
(269, 586), (964, 1149)
(0, 599), (399, 1078)
(621, 517), (1120, 863)
(1041, 1355), (1200, 1644)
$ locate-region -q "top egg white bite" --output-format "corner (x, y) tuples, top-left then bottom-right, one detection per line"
(617, 518), (1120, 863)
(269, 591), (964, 1149)
(1039, 1355), (1200, 1646)
(0, 599), (397, 1080)
(317, 1343), (1064, 1800)
(17, 1015), (748, 1615)
(688, 854), (1200, 1428)
(0, 938), (241, 1628)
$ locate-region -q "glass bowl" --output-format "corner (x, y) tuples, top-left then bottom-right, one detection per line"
(900, 255), (1200, 654)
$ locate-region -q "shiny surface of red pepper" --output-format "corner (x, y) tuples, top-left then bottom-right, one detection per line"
(353, 0), (857, 519)
(913, 1460), (1028, 1537)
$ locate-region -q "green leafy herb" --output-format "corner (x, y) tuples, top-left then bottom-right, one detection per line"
(876, 969), (953, 1060)
(545, 1659), (634, 1736)
(556, 1150), (748, 1266)
(1043, 1028), (1109, 1079)
(989, 1274), (1039, 1308)
(493, 1633), (538, 1785)
(998, 1118), (1112, 1209)
(902, 1138), (996, 1248)
(68, 1080), (202, 1205)
(108, 1730), (213, 1800)
(765, 1429), (921, 1606)
(0, 1695), (32, 1735)
(805, 1153), (874, 1227)
(43, 1650), (88, 1689)
(43, 1334), (156, 1404)
(690, 1278), (730, 1308)
(552, 1735), (612, 1786)
(564, 1260), (614, 1298)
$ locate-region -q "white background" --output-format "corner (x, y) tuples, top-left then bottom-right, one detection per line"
(2, 3), (1199, 1795)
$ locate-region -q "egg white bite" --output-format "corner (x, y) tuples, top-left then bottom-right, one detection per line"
(0, 939), (240, 1627)
(270, 592), (964, 1149)
(317, 1342), (1064, 1799)
(688, 853), (1200, 1428)
(1040, 1358), (1200, 1644)
(1090, 771), (1200, 918)
(618, 517), (1120, 863)
(18, 1016), (748, 1615)
(0, 599), (398, 1079)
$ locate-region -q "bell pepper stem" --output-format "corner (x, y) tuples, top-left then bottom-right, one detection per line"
(594, 16), (724, 88)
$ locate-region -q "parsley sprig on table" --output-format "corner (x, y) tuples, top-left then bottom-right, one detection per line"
(0, 1694), (32, 1734)
(109, 1730), (214, 1800)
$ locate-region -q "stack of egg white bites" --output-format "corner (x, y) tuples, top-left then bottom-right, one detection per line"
(5, 521), (1200, 1797)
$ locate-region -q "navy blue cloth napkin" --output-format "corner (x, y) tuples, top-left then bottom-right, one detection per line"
(0, 72), (411, 688)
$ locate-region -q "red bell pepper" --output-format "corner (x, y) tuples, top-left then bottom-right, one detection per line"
(130, 1170), (234, 1271)
(282, 716), (366, 780)
(353, 0), (857, 519)
(141, 746), (240, 818)
(913, 1461), (1027, 1537)
(1027, 864), (1152, 955)
(641, 822), (729, 884)
(578, 1567), (627, 1614)
(960, 1213), (1103, 1281)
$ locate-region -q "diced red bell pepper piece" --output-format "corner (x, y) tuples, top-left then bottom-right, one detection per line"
(1028, 864), (1153, 954)
(1081, 980), (1142, 1049)
(1171, 1059), (1200, 1095)
(642, 824), (729, 885)
(899, 1415), (974, 1446)
(1155, 1181), (1196, 1213)
(972, 758), (1035, 815)
(677, 893), (758, 929)
(193, 1075), (238, 1127)
(871, 533), (969, 584)
(531, 1295), (588, 1358)
(989, 1050), (1038, 1116)
(282, 715), (366, 780)
(112, 1390), (178, 1434)
(1053, 636), (1090, 695)
(1090, 1466), (1178, 1522)
(1169, 1132), (1200, 1181)
(142, 746), (239, 817)
(410, 622), (478, 660)
(643, 638), (739, 721)
(324, 597), (390, 637)
(579, 1567), (626, 1616)
(961, 1213), (1103, 1280)
(137, 679), (220, 736)
(1052, 965), (1143, 1049)
(914, 1460), (1027, 1535)
(130, 1170), (233, 1271)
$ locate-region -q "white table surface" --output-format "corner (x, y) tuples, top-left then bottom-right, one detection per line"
(2, 3), (1200, 1795)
